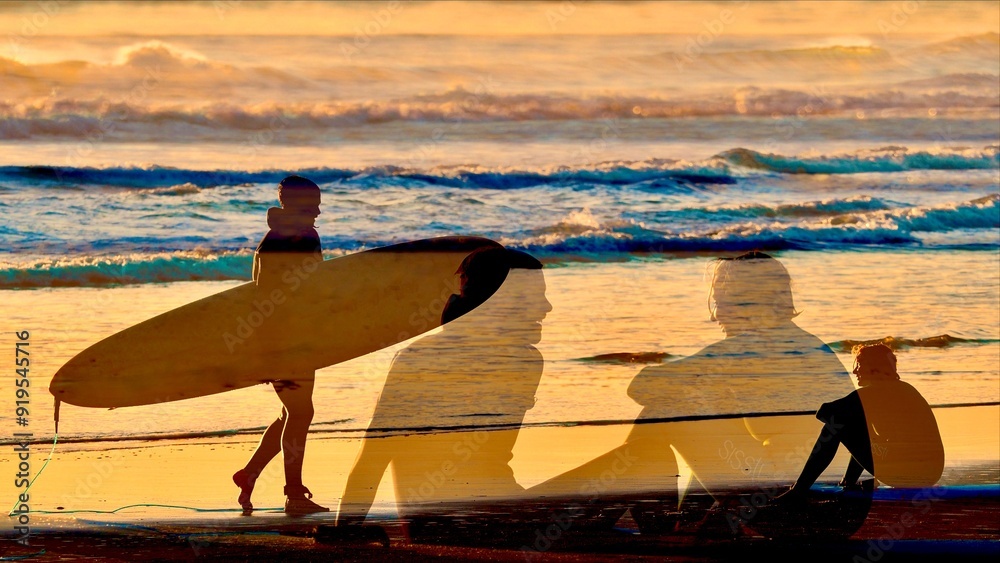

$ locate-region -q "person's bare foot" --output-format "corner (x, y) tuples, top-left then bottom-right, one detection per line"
(232, 469), (256, 514)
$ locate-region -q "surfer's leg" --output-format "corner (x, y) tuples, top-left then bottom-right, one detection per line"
(276, 372), (329, 515)
(276, 377), (314, 490)
(832, 422), (876, 481)
(788, 428), (841, 493)
(788, 418), (873, 494)
(246, 407), (286, 474)
(234, 407), (286, 511)
(781, 392), (874, 498)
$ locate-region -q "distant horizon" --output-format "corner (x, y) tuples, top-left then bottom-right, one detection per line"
(0, 1), (997, 40)
(5, 31), (998, 38)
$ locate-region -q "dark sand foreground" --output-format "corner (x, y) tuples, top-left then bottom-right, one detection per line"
(3, 407), (997, 561)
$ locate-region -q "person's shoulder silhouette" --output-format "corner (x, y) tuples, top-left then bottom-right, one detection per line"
(253, 176), (323, 286)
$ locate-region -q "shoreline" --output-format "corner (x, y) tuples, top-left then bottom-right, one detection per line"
(1, 407), (996, 560)
(4, 485), (998, 561)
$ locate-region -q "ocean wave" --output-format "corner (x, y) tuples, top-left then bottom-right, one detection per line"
(0, 165), (356, 188)
(577, 352), (675, 365)
(0, 163), (737, 189)
(1, 83), (997, 141)
(0, 229), (923, 287)
(672, 196), (896, 221)
(652, 45), (898, 71)
(717, 147), (1000, 175)
(575, 335), (999, 367)
(830, 194), (1000, 232)
(147, 183), (202, 196)
(0, 252), (252, 288)
(2, 195), (996, 287)
(828, 334), (1000, 352)
(2, 148), (997, 190)
(919, 32), (1000, 58)
(512, 194), (998, 257)
(513, 226), (923, 257)
(894, 73), (1000, 92)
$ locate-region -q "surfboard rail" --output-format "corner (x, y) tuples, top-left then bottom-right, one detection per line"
(49, 236), (506, 408)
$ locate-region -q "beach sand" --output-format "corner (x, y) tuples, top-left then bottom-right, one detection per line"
(3, 406), (997, 560)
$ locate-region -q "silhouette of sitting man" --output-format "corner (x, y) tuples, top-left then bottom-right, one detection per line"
(233, 175), (329, 516)
(782, 343), (945, 497)
(531, 252), (852, 529)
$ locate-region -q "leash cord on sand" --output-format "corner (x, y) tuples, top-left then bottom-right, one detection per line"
(7, 433), (58, 518)
(0, 551), (46, 561)
(32, 504), (283, 515)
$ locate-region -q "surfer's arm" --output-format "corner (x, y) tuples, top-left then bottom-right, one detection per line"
(252, 252), (261, 283)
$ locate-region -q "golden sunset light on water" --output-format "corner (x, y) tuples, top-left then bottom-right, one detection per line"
(0, 1), (998, 42)
(1, 1), (998, 559)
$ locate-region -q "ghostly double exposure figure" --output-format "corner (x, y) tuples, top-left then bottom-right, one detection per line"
(531, 251), (855, 529)
(338, 249), (550, 535)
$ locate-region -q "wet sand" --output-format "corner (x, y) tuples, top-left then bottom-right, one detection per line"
(2, 406), (997, 560)
(4, 487), (999, 561)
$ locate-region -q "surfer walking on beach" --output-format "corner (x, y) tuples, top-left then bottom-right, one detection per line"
(233, 175), (329, 516)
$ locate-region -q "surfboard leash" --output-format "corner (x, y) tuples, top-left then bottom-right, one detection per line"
(6, 437), (58, 517)
(6, 400), (60, 518)
(0, 550), (47, 561)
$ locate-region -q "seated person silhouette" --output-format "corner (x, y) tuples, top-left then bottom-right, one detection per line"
(232, 175), (329, 516)
(337, 248), (550, 542)
(781, 343), (944, 497)
(531, 251), (852, 531)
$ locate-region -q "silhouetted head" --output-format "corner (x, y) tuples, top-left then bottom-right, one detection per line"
(277, 175), (321, 228)
(852, 343), (900, 386)
(709, 250), (797, 334)
(442, 248), (550, 343)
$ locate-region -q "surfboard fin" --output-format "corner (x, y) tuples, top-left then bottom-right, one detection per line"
(54, 397), (61, 434)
